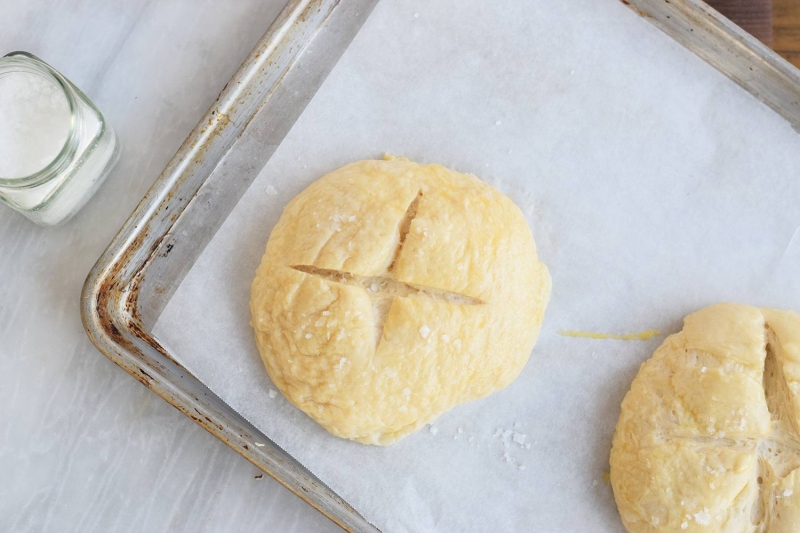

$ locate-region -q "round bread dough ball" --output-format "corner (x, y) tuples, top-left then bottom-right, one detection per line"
(250, 157), (550, 445)
(610, 303), (800, 532)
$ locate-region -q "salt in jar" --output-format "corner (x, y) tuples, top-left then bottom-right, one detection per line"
(0, 52), (119, 226)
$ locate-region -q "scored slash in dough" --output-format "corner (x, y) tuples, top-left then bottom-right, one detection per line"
(249, 157), (551, 445)
(610, 303), (800, 532)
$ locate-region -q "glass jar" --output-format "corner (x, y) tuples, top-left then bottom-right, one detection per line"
(0, 52), (119, 226)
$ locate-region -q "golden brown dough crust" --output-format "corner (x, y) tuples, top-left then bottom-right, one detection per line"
(250, 157), (550, 445)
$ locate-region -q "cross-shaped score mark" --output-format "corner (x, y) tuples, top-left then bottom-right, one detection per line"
(662, 329), (800, 529)
(290, 265), (484, 306)
(290, 190), (484, 347)
(747, 335), (800, 528)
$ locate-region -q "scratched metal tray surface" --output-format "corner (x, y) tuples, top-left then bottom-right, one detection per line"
(81, 0), (800, 531)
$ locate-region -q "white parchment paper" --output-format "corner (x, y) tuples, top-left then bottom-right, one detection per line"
(153, 0), (800, 530)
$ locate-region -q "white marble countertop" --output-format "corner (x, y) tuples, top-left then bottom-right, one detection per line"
(0, 1), (339, 531)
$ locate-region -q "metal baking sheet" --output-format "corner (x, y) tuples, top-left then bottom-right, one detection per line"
(82, 0), (800, 531)
(82, 1), (381, 530)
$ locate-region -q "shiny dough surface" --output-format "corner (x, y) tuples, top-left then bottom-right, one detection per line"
(611, 303), (800, 532)
(250, 157), (550, 445)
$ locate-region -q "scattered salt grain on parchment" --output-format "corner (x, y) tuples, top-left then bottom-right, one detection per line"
(265, 185), (278, 195)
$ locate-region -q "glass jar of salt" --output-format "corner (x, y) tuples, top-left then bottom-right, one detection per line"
(0, 52), (119, 226)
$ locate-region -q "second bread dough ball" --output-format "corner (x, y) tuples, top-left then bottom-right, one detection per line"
(611, 303), (800, 532)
